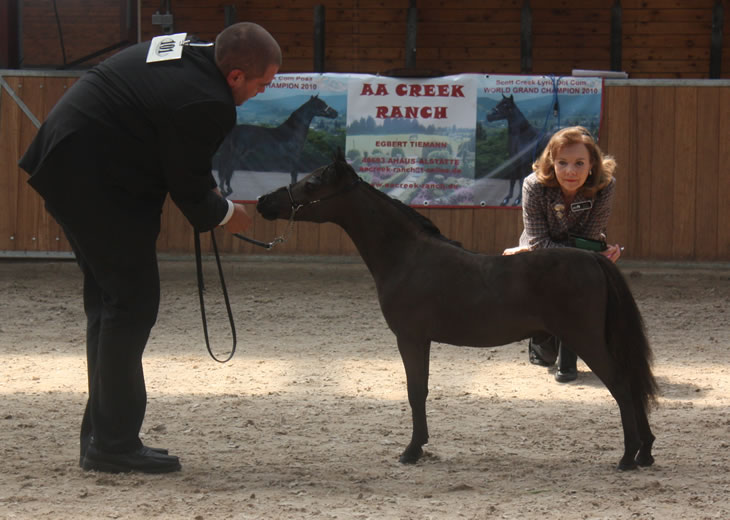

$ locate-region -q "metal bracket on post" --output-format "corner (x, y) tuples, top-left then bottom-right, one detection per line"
(151, 1), (174, 34)
(151, 12), (174, 34)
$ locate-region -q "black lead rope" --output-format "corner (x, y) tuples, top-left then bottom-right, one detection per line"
(194, 230), (236, 363)
(233, 232), (281, 250)
(193, 177), (362, 361)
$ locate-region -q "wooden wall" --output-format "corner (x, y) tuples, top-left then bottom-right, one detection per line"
(3, 0), (729, 261)
(601, 81), (730, 261)
(15, 1), (730, 79)
(1, 73), (728, 261)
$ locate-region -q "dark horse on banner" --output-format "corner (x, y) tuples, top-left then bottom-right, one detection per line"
(257, 152), (659, 471)
(486, 94), (552, 206)
(217, 95), (338, 197)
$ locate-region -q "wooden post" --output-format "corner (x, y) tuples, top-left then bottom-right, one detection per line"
(610, 0), (622, 72)
(224, 5), (237, 28)
(0, 0), (20, 68)
(405, 0), (417, 69)
(710, 0), (724, 78)
(120, 0), (137, 45)
(520, 0), (532, 74)
(313, 4), (325, 72)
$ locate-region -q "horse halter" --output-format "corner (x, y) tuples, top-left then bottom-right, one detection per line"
(285, 172), (363, 212)
(235, 172), (362, 251)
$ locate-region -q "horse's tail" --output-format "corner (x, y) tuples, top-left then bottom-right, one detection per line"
(597, 255), (659, 414)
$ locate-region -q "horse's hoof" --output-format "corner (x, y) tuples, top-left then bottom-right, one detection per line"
(399, 447), (423, 464)
(617, 459), (638, 471)
(635, 453), (655, 467)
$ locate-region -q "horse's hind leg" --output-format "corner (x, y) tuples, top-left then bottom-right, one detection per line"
(614, 393), (643, 470)
(513, 178), (525, 206)
(572, 340), (642, 470)
(500, 179), (515, 206)
(633, 398), (655, 467)
(221, 170), (233, 197)
(396, 337), (431, 464)
(218, 141), (234, 197)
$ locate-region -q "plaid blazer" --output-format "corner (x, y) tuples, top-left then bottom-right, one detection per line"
(517, 172), (615, 249)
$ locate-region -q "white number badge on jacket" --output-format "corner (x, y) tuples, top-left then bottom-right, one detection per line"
(146, 33), (188, 63)
(146, 33), (215, 63)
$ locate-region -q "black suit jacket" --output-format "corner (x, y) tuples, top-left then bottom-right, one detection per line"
(20, 39), (234, 231)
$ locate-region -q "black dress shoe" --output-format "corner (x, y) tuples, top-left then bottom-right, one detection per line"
(82, 445), (181, 474)
(143, 446), (169, 455)
(555, 367), (578, 383)
(79, 446), (169, 467)
(79, 434), (169, 467)
(555, 345), (578, 383)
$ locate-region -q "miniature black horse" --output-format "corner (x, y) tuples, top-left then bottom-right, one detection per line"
(485, 94), (551, 206)
(257, 153), (658, 471)
(217, 95), (338, 197)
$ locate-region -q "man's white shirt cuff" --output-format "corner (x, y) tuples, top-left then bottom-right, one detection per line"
(219, 199), (235, 226)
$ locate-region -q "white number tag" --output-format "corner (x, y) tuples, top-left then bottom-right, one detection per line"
(146, 33), (188, 63)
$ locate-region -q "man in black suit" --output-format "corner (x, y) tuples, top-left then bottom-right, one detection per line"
(18, 22), (281, 474)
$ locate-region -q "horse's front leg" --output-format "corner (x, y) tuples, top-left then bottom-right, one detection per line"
(396, 337), (431, 464)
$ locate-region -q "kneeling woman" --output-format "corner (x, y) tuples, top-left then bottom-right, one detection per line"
(503, 126), (622, 382)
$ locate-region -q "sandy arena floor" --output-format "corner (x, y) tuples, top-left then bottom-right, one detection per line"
(1, 257), (728, 519)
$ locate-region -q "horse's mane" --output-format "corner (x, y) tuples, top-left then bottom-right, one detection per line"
(359, 176), (463, 248)
(286, 96), (320, 123)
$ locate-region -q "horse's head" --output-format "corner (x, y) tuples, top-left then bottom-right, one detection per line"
(257, 149), (360, 223)
(486, 94), (516, 122)
(306, 95), (339, 120)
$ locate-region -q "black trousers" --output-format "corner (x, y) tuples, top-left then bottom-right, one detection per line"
(34, 137), (164, 456)
(530, 333), (578, 370)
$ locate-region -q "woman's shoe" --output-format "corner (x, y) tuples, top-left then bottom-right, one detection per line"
(528, 336), (558, 366)
(555, 345), (578, 383)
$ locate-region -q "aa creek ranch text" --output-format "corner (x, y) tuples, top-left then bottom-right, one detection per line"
(359, 82), (466, 120)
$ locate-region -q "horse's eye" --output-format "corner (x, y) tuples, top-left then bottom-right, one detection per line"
(322, 167), (336, 183)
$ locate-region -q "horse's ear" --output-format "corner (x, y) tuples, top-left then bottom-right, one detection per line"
(334, 147), (346, 163)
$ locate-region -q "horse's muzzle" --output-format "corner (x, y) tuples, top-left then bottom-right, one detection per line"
(255, 194), (277, 220)
(256, 188), (291, 220)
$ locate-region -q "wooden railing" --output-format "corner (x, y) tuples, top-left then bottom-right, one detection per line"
(1, 72), (729, 261)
